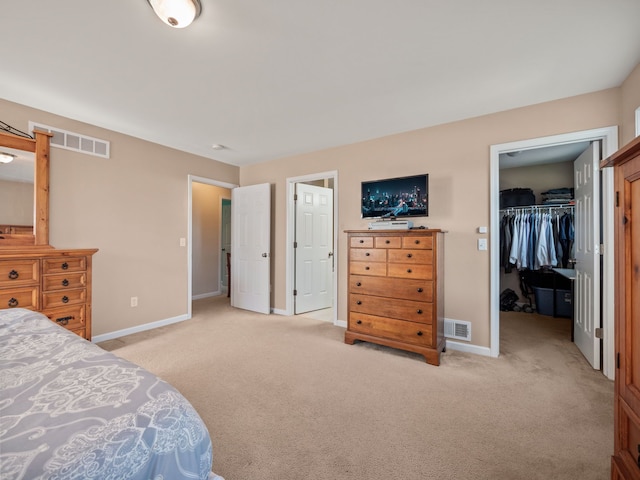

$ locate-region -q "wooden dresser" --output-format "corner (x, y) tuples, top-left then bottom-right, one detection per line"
(344, 229), (445, 365)
(0, 248), (98, 340)
(601, 136), (640, 480)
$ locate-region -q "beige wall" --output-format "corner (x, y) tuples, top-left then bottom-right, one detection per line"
(0, 179), (34, 225)
(0, 98), (239, 336)
(241, 88), (621, 348)
(621, 63), (640, 145)
(192, 182), (231, 297)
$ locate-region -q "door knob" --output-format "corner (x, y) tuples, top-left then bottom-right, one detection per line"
(262, 253), (269, 257)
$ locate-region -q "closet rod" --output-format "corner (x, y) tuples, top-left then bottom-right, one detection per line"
(500, 204), (575, 214)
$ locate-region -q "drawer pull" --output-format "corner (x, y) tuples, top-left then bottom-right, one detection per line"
(356, 320), (362, 324)
(365, 266), (370, 271)
(56, 316), (74, 326)
(62, 279), (70, 287)
(8, 270), (19, 280)
(62, 296), (70, 304)
(417, 309), (423, 314)
(417, 287), (423, 293)
(365, 252), (370, 256)
(7, 297), (19, 308)
(407, 253), (412, 258)
(385, 240), (390, 244)
(417, 331), (423, 336)
(356, 300), (362, 305)
(359, 239), (364, 244)
(415, 240), (420, 244)
(356, 282), (362, 287)
(61, 262), (69, 270)
(407, 269), (412, 273)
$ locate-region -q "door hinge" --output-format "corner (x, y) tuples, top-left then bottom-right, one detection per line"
(293, 241), (298, 248)
(294, 193), (298, 201)
(616, 191), (619, 207)
(595, 328), (603, 339)
(293, 289), (297, 296)
(599, 243), (604, 255)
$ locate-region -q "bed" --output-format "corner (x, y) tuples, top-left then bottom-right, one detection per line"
(0, 308), (224, 480)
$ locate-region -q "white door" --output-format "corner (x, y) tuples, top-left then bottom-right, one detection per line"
(231, 183), (270, 314)
(220, 199), (231, 291)
(294, 183), (333, 314)
(573, 142), (600, 369)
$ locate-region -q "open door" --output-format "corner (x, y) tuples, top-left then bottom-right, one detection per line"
(294, 183), (333, 314)
(573, 142), (601, 369)
(231, 183), (270, 314)
(220, 198), (231, 293)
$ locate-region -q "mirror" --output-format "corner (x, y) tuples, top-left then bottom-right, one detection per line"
(0, 130), (51, 248)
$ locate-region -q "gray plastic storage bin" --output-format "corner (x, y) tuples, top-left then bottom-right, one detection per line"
(533, 286), (573, 317)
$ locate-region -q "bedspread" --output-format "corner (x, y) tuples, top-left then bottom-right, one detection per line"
(0, 308), (220, 480)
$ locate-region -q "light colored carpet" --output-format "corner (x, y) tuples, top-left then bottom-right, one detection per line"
(99, 297), (613, 480)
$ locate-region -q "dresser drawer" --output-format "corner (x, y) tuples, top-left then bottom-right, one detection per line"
(43, 305), (86, 331)
(350, 293), (433, 324)
(350, 275), (433, 302)
(0, 259), (39, 287)
(43, 272), (87, 291)
(349, 262), (387, 276)
(42, 257), (87, 274)
(350, 313), (434, 347)
(388, 249), (433, 264)
(402, 236), (433, 249)
(349, 248), (386, 262)
(387, 263), (433, 280)
(0, 286), (39, 310)
(350, 236), (374, 248)
(374, 236), (402, 248)
(42, 288), (86, 309)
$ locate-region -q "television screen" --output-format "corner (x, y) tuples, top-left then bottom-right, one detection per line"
(361, 174), (428, 219)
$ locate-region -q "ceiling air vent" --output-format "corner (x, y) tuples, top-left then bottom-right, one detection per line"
(444, 319), (471, 342)
(28, 121), (110, 159)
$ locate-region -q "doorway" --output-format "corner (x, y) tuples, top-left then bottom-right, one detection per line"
(285, 171), (339, 325)
(490, 127), (618, 380)
(187, 175), (237, 318)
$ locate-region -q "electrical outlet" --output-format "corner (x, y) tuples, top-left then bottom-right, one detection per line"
(478, 238), (487, 251)
(179, 238), (186, 247)
(130, 296), (138, 307)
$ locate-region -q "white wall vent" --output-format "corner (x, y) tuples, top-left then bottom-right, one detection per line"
(444, 319), (472, 342)
(28, 121), (110, 159)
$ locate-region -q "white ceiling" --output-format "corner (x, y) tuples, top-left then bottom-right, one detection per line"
(2, 1), (640, 167)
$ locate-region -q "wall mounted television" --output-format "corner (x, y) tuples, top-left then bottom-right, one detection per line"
(361, 174), (429, 219)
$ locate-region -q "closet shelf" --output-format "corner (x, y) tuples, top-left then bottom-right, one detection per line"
(500, 203), (574, 213)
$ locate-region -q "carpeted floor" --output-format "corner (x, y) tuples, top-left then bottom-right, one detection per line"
(99, 297), (613, 480)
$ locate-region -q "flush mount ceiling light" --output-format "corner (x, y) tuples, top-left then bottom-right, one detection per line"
(147, 0), (201, 28)
(0, 152), (16, 164)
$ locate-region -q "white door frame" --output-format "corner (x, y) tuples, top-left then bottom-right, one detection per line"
(285, 171), (339, 325)
(187, 175), (238, 319)
(489, 126), (618, 380)
(219, 196), (232, 294)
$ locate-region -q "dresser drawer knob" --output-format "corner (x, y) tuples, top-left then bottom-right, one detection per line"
(62, 296), (70, 304)
(356, 320), (362, 324)
(417, 309), (423, 314)
(8, 270), (19, 280)
(417, 331), (423, 336)
(385, 240), (390, 244)
(356, 300), (362, 305)
(356, 282), (362, 287)
(417, 287), (423, 293)
(359, 239), (364, 244)
(7, 297), (18, 308)
(415, 240), (420, 244)
(61, 262), (69, 270)
(407, 253), (412, 258)
(62, 279), (70, 287)
(56, 316), (73, 326)
(365, 252), (370, 256)
(407, 269), (412, 273)
(365, 266), (370, 270)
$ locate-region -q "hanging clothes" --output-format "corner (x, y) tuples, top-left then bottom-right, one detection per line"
(500, 207), (574, 272)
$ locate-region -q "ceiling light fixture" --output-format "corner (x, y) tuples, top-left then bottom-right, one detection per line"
(0, 152), (16, 164)
(147, 0), (201, 28)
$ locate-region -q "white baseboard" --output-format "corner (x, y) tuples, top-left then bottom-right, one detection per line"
(445, 339), (492, 357)
(192, 291), (221, 300)
(271, 308), (287, 315)
(92, 313), (190, 343)
(335, 319), (347, 328)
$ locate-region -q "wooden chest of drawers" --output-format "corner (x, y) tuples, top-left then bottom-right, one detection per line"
(0, 248), (98, 339)
(344, 229), (445, 365)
